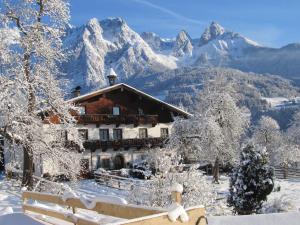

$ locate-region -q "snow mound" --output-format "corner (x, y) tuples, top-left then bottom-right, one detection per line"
(171, 183), (183, 193)
(0, 213), (44, 225)
(208, 212), (300, 225)
(0, 193), (8, 201)
(79, 194), (128, 209)
(167, 203), (189, 222)
(61, 186), (127, 208)
(0, 207), (13, 216)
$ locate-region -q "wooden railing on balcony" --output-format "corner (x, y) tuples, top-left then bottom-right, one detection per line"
(75, 114), (159, 126)
(83, 137), (166, 150)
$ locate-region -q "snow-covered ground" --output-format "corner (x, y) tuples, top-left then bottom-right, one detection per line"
(0, 175), (299, 224)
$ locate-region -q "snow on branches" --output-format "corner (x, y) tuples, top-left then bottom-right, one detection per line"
(0, 0), (82, 186)
(227, 143), (274, 215)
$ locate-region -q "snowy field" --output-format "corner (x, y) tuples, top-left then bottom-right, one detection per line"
(0, 175), (299, 224)
(262, 97), (300, 108)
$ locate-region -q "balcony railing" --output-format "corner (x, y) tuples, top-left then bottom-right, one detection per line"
(74, 114), (159, 126)
(83, 137), (167, 150)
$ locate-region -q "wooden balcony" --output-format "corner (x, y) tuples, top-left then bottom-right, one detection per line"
(75, 114), (159, 127)
(83, 137), (167, 150)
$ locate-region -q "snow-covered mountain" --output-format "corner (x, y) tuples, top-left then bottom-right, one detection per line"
(61, 18), (300, 93)
(62, 17), (177, 92)
(199, 21), (226, 46)
(3, 18), (300, 93)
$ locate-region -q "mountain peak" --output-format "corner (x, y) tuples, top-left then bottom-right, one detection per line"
(173, 30), (193, 57)
(101, 17), (126, 28)
(177, 30), (191, 40)
(199, 21), (226, 45)
(87, 17), (99, 26)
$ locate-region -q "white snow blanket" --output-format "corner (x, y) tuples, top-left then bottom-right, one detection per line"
(208, 212), (300, 225)
(0, 213), (44, 225)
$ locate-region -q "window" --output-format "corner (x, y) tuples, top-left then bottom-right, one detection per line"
(161, 128), (169, 138)
(138, 108), (144, 115)
(99, 129), (109, 141)
(78, 129), (88, 140)
(139, 128), (148, 138)
(113, 106), (120, 115)
(101, 158), (110, 169)
(113, 129), (123, 140)
(96, 156), (101, 169)
(77, 106), (85, 115)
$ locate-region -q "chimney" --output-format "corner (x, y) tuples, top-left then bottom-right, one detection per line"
(73, 86), (81, 97)
(107, 68), (117, 86)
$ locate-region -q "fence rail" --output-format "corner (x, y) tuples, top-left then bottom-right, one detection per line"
(22, 189), (206, 225)
(274, 167), (300, 179)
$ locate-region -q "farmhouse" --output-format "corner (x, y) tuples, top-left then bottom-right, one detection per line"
(41, 68), (190, 175)
(69, 69), (190, 172)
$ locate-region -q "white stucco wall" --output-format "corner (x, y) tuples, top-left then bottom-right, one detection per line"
(75, 123), (173, 140)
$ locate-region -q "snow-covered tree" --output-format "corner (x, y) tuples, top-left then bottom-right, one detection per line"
(274, 143), (300, 169)
(166, 116), (202, 163)
(252, 116), (282, 161)
(227, 144), (274, 215)
(195, 76), (249, 183)
(0, 0), (82, 188)
(286, 111), (300, 145)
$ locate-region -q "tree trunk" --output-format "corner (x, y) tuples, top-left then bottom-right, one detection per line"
(283, 164), (288, 179)
(213, 157), (220, 183)
(22, 146), (34, 189)
(22, 52), (35, 189)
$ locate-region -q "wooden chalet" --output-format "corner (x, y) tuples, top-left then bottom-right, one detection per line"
(44, 69), (191, 174)
(66, 69), (191, 172)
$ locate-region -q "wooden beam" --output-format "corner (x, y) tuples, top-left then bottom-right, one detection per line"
(23, 204), (99, 225)
(120, 207), (206, 225)
(22, 191), (164, 219)
(93, 202), (163, 219)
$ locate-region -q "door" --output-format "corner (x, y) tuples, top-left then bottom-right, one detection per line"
(114, 155), (125, 170)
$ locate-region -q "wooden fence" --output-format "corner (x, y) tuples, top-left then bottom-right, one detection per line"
(274, 167), (300, 179)
(22, 189), (206, 225)
(8, 169), (65, 194)
(94, 172), (150, 191)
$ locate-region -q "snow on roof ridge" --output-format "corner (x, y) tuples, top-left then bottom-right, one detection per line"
(67, 83), (192, 117)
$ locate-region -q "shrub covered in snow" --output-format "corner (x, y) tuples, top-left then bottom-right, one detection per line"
(227, 144), (274, 215)
(128, 168), (217, 212)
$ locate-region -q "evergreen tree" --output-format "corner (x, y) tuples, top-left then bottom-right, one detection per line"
(227, 144), (274, 214)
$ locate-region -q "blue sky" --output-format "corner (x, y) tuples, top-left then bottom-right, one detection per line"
(70, 0), (300, 47)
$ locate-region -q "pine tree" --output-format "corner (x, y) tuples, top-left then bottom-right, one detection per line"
(227, 144), (274, 214)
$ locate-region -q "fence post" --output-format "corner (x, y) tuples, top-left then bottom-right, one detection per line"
(171, 183), (183, 204)
(22, 193), (28, 213)
(72, 207), (77, 225)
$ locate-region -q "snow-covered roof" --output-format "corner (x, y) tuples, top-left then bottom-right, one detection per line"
(67, 83), (192, 117)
